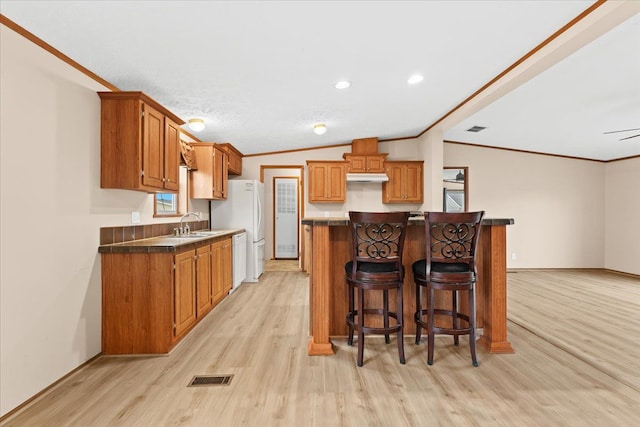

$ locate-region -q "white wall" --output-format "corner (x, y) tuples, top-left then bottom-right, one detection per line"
(604, 157), (640, 275)
(444, 143), (606, 269)
(0, 25), (203, 416)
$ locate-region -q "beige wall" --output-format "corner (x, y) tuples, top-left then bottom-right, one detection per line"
(444, 143), (606, 269)
(246, 138), (640, 274)
(242, 138), (428, 217)
(604, 157), (640, 275)
(0, 25), (206, 416)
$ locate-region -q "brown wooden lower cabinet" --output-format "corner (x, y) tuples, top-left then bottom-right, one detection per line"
(101, 237), (233, 355)
(212, 238), (233, 304)
(195, 244), (213, 319)
(175, 249), (197, 338)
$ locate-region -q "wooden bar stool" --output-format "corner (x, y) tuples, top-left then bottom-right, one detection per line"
(345, 211), (410, 367)
(413, 211), (485, 366)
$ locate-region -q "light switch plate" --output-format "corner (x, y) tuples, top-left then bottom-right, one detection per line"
(131, 211), (141, 224)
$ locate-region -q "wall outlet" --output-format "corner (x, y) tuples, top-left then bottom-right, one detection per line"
(131, 211), (141, 224)
(511, 253), (517, 260)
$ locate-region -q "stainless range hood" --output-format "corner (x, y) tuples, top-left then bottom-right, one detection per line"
(346, 173), (389, 183)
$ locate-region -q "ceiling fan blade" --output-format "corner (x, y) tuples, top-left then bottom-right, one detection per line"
(603, 127), (640, 134)
(619, 134), (640, 141)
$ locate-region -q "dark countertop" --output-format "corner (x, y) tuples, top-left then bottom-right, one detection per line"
(301, 217), (514, 226)
(98, 228), (245, 254)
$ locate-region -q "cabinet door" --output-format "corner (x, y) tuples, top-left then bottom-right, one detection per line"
(174, 250), (196, 337)
(212, 147), (228, 200)
(164, 118), (181, 191)
(383, 163), (405, 203)
(327, 163), (346, 201)
(404, 162), (423, 202)
(222, 239), (233, 294)
(142, 104), (166, 189)
(308, 163), (328, 202)
(345, 155), (366, 173)
(196, 244), (212, 318)
(211, 240), (226, 305)
(366, 155), (386, 173)
(227, 149), (242, 175)
(212, 148), (223, 199)
(189, 145), (214, 199)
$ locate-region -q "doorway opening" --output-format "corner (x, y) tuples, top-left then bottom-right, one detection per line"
(443, 166), (468, 212)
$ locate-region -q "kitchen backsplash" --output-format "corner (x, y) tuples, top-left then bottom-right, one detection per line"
(100, 220), (209, 245)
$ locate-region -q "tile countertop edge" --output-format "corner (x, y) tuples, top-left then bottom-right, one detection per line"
(301, 217), (515, 226)
(98, 229), (245, 254)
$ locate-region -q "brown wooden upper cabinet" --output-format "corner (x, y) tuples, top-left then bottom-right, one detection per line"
(343, 153), (388, 173)
(217, 143), (243, 175)
(307, 160), (347, 202)
(189, 143), (228, 200)
(98, 91), (184, 193)
(382, 161), (424, 203)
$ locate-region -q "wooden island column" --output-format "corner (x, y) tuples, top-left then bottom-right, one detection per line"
(307, 223), (335, 355)
(302, 217), (515, 356)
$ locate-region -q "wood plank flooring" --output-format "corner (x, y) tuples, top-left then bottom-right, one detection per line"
(2, 270), (640, 426)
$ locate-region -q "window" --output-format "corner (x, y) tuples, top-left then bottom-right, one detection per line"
(155, 193), (178, 216)
(154, 166), (188, 217)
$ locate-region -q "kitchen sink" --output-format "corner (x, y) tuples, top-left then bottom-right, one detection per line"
(178, 231), (228, 238)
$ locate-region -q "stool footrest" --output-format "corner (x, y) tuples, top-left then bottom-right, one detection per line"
(347, 309), (402, 335)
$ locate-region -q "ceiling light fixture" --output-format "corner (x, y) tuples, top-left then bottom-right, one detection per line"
(188, 118), (205, 132)
(335, 80), (351, 89)
(313, 124), (327, 135)
(407, 74), (424, 85)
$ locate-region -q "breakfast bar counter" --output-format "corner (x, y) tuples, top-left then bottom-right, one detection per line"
(302, 216), (515, 356)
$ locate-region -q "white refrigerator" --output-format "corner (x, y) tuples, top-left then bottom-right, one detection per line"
(210, 179), (265, 282)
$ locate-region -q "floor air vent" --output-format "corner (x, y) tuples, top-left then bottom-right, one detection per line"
(188, 375), (233, 387)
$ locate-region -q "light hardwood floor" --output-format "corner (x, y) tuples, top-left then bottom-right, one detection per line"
(2, 270), (639, 426)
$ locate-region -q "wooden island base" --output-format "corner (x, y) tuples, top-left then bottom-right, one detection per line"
(303, 217), (515, 356)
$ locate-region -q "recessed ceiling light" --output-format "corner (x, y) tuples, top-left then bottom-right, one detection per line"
(313, 124), (327, 135)
(188, 118), (205, 132)
(335, 80), (351, 89)
(407, 74), (424, 85)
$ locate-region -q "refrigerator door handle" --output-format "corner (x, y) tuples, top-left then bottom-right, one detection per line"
(256, 188), (263, 237)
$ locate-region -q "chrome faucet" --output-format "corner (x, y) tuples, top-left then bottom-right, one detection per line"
(177, 211), (201, 235)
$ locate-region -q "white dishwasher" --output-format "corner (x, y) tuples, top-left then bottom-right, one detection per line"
(232, 232), (247, 292)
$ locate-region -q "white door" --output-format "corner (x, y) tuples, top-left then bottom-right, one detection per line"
(274, 177), (299, 259)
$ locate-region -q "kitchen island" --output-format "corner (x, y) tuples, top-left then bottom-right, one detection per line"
(302, 216), (515, 356)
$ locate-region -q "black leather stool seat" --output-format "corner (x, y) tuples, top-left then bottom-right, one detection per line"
(412, 260), (470, 275)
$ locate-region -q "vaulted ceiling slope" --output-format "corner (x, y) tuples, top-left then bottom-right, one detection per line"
(1, 1), (639, 160)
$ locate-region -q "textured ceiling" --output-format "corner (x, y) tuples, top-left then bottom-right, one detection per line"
(1, 1), (639, 160)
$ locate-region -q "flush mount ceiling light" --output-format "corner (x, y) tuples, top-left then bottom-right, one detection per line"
(335, 80), (351, 89)
(188, 118), (205, 132)
(313, 124), (327, 135)
(407, 74), (424, 85)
